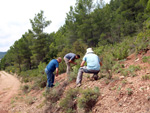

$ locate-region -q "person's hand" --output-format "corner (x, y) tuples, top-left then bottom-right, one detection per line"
(55, 74), (58, 77)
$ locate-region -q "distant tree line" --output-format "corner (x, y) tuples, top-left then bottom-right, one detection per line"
(0, 52), (7, 59)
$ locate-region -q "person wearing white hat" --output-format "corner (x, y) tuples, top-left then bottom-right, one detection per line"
(86, 48), (94, 54)
(76, 48), (102, 87)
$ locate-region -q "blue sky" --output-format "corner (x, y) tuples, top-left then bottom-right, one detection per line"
(0, 0), (110, 52)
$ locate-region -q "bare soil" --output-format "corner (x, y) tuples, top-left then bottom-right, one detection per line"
(0, 71), (20, 113)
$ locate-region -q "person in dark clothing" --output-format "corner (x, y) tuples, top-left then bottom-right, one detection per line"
(64, 53), (80, 74)
(45, 57), (62, 88)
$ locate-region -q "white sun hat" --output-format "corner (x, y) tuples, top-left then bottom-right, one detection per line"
(86, 48), (94, 54)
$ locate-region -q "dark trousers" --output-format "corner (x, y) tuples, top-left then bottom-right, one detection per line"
(76, 66), (99, 84)
(45, 68), (55, 87)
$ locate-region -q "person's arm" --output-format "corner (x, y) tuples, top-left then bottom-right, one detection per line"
(69, 60), (77, 65)
(55, 68), (59, 77)
(69, 56), (77, 65)
(80, 61), (85, 67)
(98, 57), (102, 66)
(100, 61), (102, 66)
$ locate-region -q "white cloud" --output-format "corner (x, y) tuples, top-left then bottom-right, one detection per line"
(0, 0), (110, 52)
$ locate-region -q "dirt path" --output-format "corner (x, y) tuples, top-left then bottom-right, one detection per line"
(0, 71), (21, 113)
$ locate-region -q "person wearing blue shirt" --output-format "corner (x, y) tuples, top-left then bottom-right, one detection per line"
(64, 53), (80, 75)
(76, 48), (102, 87)
(45, 57), (62, 89)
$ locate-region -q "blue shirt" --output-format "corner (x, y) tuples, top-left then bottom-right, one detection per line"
(64, 53), (76, 61)
(83, 53), (100, 71)
(46, 59), (59, 72)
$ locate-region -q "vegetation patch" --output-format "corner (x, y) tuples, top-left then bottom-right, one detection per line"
(25, 96), (37, 105)
(44, 81), (68, 113)
(21, 84), (30, 93)
(77, 87), (100, 112)
(142, 56), (150, 64)
(120, 65), (141, 77)
(112, 62), (124, 74)
(142, 74), (150, 80)
(121, 79), (128, 85)
(68, 65), (79, 83)
(46, 81), (68, 103)
(128, 65), (141, 72)
(59, 88), (79, 113)
(127, 88), (133, 96)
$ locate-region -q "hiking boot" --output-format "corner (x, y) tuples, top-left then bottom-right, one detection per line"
(93, 74), (98, 80)
(50, 84), (55, 88)
(76, 83), (81, 87)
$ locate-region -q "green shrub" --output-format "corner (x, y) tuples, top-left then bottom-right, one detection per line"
(112, 41), (130, 60)
(134, 29), (150, 54)
(121, 69), (129, 77)
(142, 74), (150, 80)
(68, 72), (77, 83)
(68, 65), (80, 82)
(130, 73), (137, 77)
(38, 62), (46, 74)
(24, 78), (29, 83)
(32, 75), (47, 89)
(128, 65), (141, 77)
(101, 52), (115, 79)
(77, 87), (100, 112)
(22, 84), (30, 93)
(127, 88), (133, 96)
(20, 70), (38, 83)
(128, 65), (141, 72)
(94, 46), (105, 56)
(142, 56), (150, 63)
(121, 65), (140, 77)
(59, 88), (79, 113)
(111, 37), (135, 61)
(112, 62), (124, 73)
(5, 66), (16, 74)
(20, 63), (47, 89)
(46, 81), (68, 103)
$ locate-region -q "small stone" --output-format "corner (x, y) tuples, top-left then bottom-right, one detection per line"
(119, 76), (125, 79)
(94, 109), (98, 112)
(147, 96), (150, 101)
(119, 103), (122, 107)
(124, 97), (127, 102)
(101, 94), (105, 97)
(135, 58), (139, 62)
(115, 98), (119, 101)
(129, 82), (133, 84)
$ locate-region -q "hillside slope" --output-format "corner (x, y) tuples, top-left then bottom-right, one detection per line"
(93, 50), (150, 112)
(3, 50), (150, 113)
